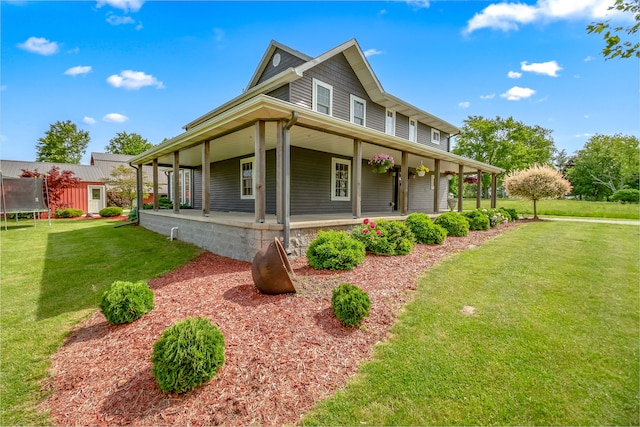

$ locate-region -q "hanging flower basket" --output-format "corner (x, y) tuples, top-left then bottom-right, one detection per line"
(416, 162), (429, 177)
(369, 153), (395, 173)
(464, 175), (478, 184)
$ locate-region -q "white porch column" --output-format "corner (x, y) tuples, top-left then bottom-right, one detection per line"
(202, 140), (210, 216)
(254, 121), (266, 223)
(173, 151), (180, 214)
(352, 139), (362, 218)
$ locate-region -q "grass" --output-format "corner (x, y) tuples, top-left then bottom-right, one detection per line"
(461, 198), (640, 220)
(302, 221), (639, 426)
(0, 219), (201, 426)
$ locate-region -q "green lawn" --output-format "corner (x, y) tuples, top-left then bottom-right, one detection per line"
(0, 220), (201, 426)
(302, 221), (639, 426)
(462, 198), (640, 220)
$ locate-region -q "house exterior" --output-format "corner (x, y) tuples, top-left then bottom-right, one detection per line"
(0, 160), (107, 214)
(130, 39), (503, 261)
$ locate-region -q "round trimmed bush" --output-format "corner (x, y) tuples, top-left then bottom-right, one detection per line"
(99, 206), (123, 217)
(352, 219), (415, 255)
(100, 280), (154, 325)
(151, 317), (225, 394)
(306, 230), (366, 270)
(611, 188), (640, 203)
(461, 209), (490, 230)
(331, 283), (371, 327)
(54, 208), (83, 218)
(434, 212), (469, 237)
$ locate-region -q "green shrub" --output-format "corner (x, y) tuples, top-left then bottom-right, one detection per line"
(501, 207), (519, 220)
(99, 207), (123, 217)
(498, 207), (513, 221)
(461, 209), (490, 230)
(54, 208), (84, 218)
(481, 208), (509, 227)
(611, 188), (640, 203)
(158, 196), (173, 209)
(331, 283), (371, 327)
(151, 317), (225, 394)
(434, 212), (469, 237)
(128, 206), (138, 221)
(352, 219), (415, 255)
(99, 280), (154, 325)
(306, 230), (366, 270)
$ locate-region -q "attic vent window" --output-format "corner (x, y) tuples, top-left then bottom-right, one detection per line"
(272, 53), (281, 67)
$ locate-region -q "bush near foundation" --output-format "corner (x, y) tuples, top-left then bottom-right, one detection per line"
(434, 212), (469, 237)
(352, 219), (415, 255)
(99, 207), (123, 217)
(54, 208), (83, 218)
(151, 317), (225, 394)
(306, 230), (366, 271)
(331, 283), (371, 327)
(461, 209), (490, 230)
(405, 213), (447, 244)
(100, 280), (154, 325)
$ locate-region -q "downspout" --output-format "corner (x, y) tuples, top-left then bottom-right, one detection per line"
(282, 111), (298, 254)
(129, 162), (142, 224)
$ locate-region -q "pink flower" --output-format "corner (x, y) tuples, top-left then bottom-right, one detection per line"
(376, 230), (382, 235)
(369, 222), (376, 229)
(362, 228), (369, 234)
(363, 218), (369, 224)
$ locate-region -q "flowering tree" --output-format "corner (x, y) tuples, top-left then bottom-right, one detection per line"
(503, 164), (572, 219)
(20, 166), (80, 211)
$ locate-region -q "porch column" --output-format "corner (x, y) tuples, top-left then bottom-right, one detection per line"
(457, 164), (464, 212)
(433, 159), (441, 213)
(352, 139), (362, 218)
(152, 158), (159, 211)
(173, 151), (180, 214)
(254, 121), (266, 223)
(202, 140), (210, 216)
(136, 164), (143, 213)
(276, 120), (284, 224)
(491, 173), (497, 209)
(476, 169), (482, 209)
(401, 151), (409, 215)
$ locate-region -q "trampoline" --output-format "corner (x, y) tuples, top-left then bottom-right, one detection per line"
(0, 173), (51, 230)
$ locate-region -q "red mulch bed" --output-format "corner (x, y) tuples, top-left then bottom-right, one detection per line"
(40, 222), (521, 426)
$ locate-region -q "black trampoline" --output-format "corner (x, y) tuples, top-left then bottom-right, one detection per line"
(0, 174), (51, 229)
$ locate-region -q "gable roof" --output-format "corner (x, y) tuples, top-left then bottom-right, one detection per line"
(183, 39), (459, 135)
(0, 160), (105, 182)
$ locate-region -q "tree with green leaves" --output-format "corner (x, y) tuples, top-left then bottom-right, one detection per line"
(105, 131), (153, 155)
(36, 120), (90, 164)
(504, 164), (572, 219)
(104, 164), (152, 208)
(452, 116), (556, 197)
(566, 134), (639, 200)
(587, 0), (640, 60)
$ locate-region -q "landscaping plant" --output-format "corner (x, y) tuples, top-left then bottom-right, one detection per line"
(611, 188), (640, 203)
(54, 207), (84, 218)
(331, 283), (371, 327)
(405, 213), (448, 244)
(434, 212), (469, 237)
(461, 209), (490, 230)
(99, 280), (154, 325)
(306, 230), (366, 270)
(99, 207), (123, 217)
(151, 317), (225, 394)
(480, 208), (509, 227)
(352, 219), (415, 255)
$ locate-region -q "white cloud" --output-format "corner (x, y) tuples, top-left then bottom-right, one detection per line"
(17, 36), (59, 55)
(480, 93), (496, 100)
(464, 0), (615, 34)
(584, 55), (595, 62)
(364, 48), (383, 57)
(521, 60), (562, 76)
(83, 116), (97, 124)
(406, 0), (430, 9)
(106, 14), (136, 25)
(106, 70), (164, 90)
(458, 101), (470, 108)
(501, 86), (536, 101)
(96, 0), (144, 13)
(576, 132), (592, 138)
(103, 113), (129, 123)
(508, 70), (522, 79)
(0, 85), (6, 91)
(64, 65), (92, 76)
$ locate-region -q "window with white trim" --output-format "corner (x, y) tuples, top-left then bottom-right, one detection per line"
(240, 157), (255, 199)
(313, 78), (333, 115)
(331, 158), (351, 201)
(385, 109), (396, 135)
(409, 118), (417, 142)
(350, 94), (366, 126)
(431, 129), (441, 145)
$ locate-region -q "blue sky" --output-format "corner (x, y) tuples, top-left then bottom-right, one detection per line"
(2, 0), (638, 164)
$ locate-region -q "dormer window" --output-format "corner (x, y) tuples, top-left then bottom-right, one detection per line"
(431, 129), (441, 145)
(350, 95), (366, 126)
(313, 78), (333, 115)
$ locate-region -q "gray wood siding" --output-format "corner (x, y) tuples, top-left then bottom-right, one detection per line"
(256, 48), (307, 86)
(266, 84), (290, 102)
(396, 113), (409, 140)
(408, 173), (433, 212)
(362, 164), (394, 213)
(417, 122), (430, 145)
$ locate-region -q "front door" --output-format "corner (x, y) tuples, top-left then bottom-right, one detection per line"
(88, 186), (104, 214)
